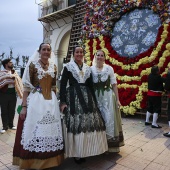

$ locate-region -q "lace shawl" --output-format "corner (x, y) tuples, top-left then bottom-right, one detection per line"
(66, 61), (91, 83)
(23, 60), (55, 91)
(91, 64), (117, 84)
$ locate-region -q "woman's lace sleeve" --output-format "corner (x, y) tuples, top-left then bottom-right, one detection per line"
(23, 63), (34, 92)
(109, 66), (117, 85)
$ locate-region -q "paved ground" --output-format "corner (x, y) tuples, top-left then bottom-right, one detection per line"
(0, 98), (170, 170)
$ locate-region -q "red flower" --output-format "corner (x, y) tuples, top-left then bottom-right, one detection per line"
(119, 87), (138, 106)
(141, 75), (148, 82)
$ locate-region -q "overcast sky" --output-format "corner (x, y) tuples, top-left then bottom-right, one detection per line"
(0, 0), (43, 60)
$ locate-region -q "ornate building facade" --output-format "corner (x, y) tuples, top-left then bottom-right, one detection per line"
(37, 0), (76, 73)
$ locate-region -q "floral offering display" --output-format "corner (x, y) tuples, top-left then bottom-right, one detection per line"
(80, 0), (170, 115)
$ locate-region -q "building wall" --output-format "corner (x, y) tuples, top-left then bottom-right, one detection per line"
(39, 0), (74, 77)
(50, 23), (72, 74)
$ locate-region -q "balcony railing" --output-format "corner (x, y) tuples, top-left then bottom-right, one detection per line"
(37, 0), (76, 20)
(38, 0), (65, 18)
(37, 0), (76, 24)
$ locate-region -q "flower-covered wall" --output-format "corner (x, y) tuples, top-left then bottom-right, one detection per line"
(80, 0), (170, 115)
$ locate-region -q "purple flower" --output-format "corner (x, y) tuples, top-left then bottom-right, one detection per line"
(35, 85), (42, 93)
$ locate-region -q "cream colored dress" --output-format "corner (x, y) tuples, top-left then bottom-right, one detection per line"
(91, 64), (124, 152)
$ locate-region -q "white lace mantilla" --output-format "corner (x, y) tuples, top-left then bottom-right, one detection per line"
(91, 65), (117, 84)
(66, 61), (91, 83)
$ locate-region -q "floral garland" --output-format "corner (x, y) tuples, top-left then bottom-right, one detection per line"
(80, 0), (170, 115)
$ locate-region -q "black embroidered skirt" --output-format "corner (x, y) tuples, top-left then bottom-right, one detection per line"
(63, 84), (108, 157)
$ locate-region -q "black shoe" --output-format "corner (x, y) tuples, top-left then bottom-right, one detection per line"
(163, 132), (170, 137)
(145, 122), (151, 125)
(74, 158), (82, 164)
(151, 125), (162, 128)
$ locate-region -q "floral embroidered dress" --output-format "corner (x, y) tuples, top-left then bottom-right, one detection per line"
(91, 64), (124, 152)
(60, 60), (108, 158)
(13, 61), (64, 170)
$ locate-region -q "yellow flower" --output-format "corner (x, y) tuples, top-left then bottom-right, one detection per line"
(86, 61), (91, 66)
(166, 43), (170, 51)
(163, 50), (170, 57)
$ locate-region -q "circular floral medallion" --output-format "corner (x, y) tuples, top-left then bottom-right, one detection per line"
(111, 9), (161, 58)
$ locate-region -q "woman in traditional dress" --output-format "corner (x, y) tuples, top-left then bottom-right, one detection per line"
(13, 43), (64, 169)
(91, 49), (124, 153)
(59, 46), (108, 163)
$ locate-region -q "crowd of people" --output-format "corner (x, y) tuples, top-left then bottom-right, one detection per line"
(0, 43), (170, 169)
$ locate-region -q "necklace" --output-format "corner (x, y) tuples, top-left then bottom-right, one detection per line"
(75, 62), (83, 70)
(40, 60), (48, 69)
(74, 61), (84, 77)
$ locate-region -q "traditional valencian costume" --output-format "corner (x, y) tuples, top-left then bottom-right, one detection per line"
(13, 51), (64, 169)
(0, 67), (23, 133)
(60, 60), (108, 158)
(91, 64), (124, 152)
(145, 66), (164, 128)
